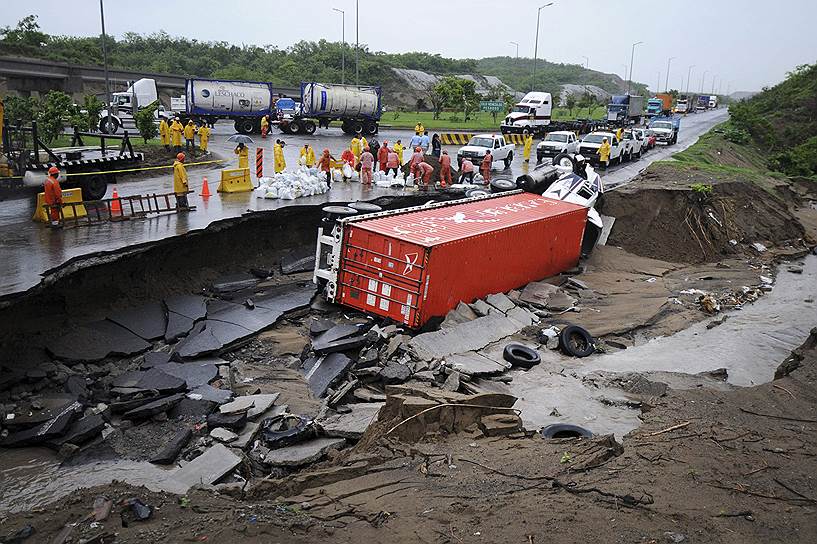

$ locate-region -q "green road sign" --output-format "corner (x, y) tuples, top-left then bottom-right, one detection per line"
(480, 100), (505, 112)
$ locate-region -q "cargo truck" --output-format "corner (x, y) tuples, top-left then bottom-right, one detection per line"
(675, 95), (696, 114)
(277, 82), (383, 136)
(708, 95), (718, 109)
(606, 95), (644, 125)
(696, 95), (710, 112)
(646, 93), (673, 117)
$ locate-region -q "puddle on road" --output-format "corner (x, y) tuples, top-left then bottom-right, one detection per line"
(0, 448), (186, 515)
(510, 255), (817, 438)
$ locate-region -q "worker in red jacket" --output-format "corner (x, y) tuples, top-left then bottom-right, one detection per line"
(43, 166), (63, 227)
(416, 161), (433, 190)
(409, 147), (424, 181)
(439, 150), (452, 188)
(377, 142), (390, 173)
(480, 151), (493, 184)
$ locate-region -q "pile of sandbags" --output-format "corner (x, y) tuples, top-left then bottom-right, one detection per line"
(257, 166), (329, 200)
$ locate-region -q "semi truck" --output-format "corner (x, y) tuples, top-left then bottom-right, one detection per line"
(646, 93), (673, 117)
(708, 95), (718, 109)
(98, 78), (172, 133)
(606, 95), (644, 125)
(696, 95), (710, 112)
(675, 95), (696, 114)
(500, 92), (552, 135)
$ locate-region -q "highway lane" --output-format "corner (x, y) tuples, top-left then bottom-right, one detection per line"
(0, 109), (727, 298)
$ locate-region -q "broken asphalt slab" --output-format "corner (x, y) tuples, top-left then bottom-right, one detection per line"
(188, 384), (233, 404)
(1, 401), (82, 447)
(171, 443), (242, 488)
(150, 428), (193, 465)
(409, 312), (523, 361)
(303, 353), (354, 397)
(264, 437), (346, 467)
(165, 294), (208, 321)
(317, 403), (384, 439)
(280, 249), (317, 275)
(444, 352), (510, 377)
(44, 413), (106, 449)
(107, 301), (167, 341)
(159, 362), (218, 389)
(122, 393), (185, 420)
(112, 368), (187, 394)
(212, 273), (260, 295)
(218, 393), (280, 419)
(47, 320), (151, 363)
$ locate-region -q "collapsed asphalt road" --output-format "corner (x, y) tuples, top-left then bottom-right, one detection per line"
(0, 109), (728, 299)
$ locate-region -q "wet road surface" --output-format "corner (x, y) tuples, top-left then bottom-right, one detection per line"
(0, 109), (727, 298)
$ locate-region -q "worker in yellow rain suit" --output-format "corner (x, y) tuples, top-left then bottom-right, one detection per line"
(170, 118), (183, 152)
(350, 134), (362, 165)
(234, 143), (249, 169)
(274, 139), (286, 173)
(523, 133), (533, 163)
(197, 123), (211, 153)
(183, 120), (197, 153)
(159, 118), (170, 150)
(393, 139), (404, 165)
(173, 152), (191, 210)
(300, 144), (316, 167)
(261, 115), (270, 139)
(414, 122), (425, 135)
(596, 137), (611, 169)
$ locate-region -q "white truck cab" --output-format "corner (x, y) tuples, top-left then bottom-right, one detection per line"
(457, 134), (515, 169)
(500, 92), (552, 135)
(99, 78), (170, 133)
(536, 131), (579, 163)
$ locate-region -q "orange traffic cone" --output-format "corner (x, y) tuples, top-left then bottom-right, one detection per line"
(110, 186), (122, 214)
(200, 176), (211, 198)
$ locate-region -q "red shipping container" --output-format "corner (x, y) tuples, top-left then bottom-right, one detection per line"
(334, 192), (588, 328)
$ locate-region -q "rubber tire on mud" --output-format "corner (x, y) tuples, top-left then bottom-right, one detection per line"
(490, 179), (516, 193)
(552, 153), (575, 169)
(465, 188), (490, 198)
(540, 423), (593, 439)
(503, 343), (541, 369)
(503, 152), (513, 169)
(303, 121), (317, 135)
(288, 120), (303, 135)
(559, 325), (595, 358)
(81, 173), (108, 201)
(350, 121), (364, 135)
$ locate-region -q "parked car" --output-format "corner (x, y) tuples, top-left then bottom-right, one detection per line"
(457, 134), (514, 169)
(623, 129), (647, 159)
(578, 131), (628, 165)
(536, 131), (579, 164)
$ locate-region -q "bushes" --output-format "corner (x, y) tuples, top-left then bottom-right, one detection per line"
(722, 124), (750, 145)
(769, 136), (817, 177)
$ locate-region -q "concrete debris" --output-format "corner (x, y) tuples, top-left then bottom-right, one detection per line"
(519, 281), (560, 306)
(150, 428), (193, 465)
(444, 352), (510, 377)
(304, 353), (354, 397)
(380, 361), (412, 384)
(309, 318), (336, 336)
(158, 363), (218, 389)
(219, 393), (280, 420)
(44, 413), (106, 449)
(188, 384), (233, 404)
(264, 437), (345, 467)
(442, 370), (461, 392)
(0, 400), (82, 447)
(142, 351), (172, 369)
(317, 403), (384, 439)
(122, 393), (185, 420)
(353, 386), (387, 403)
(469, 299), (493, 317)
(478, 413), (523, 437)
(172, 443), (243, 488)
(231, 421), (261, 450)
(751, 242), (768, 253)
(410, 312), (522, 361)
(47, 320), (152, 363)
(207, 410), (248, 431)
(210, 427), (238, 443)
(440, 301), (480, 329)
(485, 292), (516, 313)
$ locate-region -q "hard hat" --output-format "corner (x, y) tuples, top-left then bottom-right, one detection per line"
(48, 166), (60, 175)
(177, 153), (185, 161)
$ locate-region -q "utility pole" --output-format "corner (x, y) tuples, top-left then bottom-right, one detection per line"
(531, 2), (554, 91)
(355, 0), (359, 86)
(627, 41), (643, 95)
(700, 70), (707, 94)
(99, 0), (112, 134)
(509, 41), (519, 65)
(656, 71), (661, 94)
(686, 65), (694, 96)
(665, 56), (675, 92)
(582, 55), (589, 97)
(333, 8), (345, 84)
(711, 75), (717, 95)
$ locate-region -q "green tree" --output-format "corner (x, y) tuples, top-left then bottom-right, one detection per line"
(83, 95), (105, 132)
(37, 91), (73, 143)
(422, 82), (445, 119)
(485, 84), (514, 123)
(0, 14), (48, 49)
(565, 94), (577, 117)
(433, 77), (479, 120)
(4, 95), (38, 124)
(133, 100), (160, 143)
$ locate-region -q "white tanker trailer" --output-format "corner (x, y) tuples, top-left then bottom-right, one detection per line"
(278, 82), (382, 136)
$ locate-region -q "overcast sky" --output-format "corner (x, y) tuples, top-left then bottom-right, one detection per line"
(3, 0), (816, 93)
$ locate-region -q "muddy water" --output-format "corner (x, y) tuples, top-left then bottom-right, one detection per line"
(510, 255), (817, 437)
(0, 448), (186, 515)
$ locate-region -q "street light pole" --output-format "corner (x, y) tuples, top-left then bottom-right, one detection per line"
(581, 55), (589, 96)
(627, 41), (643, 95)
(355, 0), (359, 86)
(700, 70), (707, 94)
(711, 75), (717, 95)
(99, 0), (112, 134)
(664, 56), (675, 92)
(332, 8), (345, 85)
(686, 65), (694, 96)
(531, 2), (554, 91)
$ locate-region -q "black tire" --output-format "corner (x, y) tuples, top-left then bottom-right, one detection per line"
(303, 120), (317, 135)
(99, 117), (119, 134)
(552, 153), (575, 169)
(80, 173), (108, 200)
(465, 188), (490, 198)
(364, 121), (378, 135)
(288, 120), (303, 135)
(540, 423), (593, 439)
(503, 152), (513, 169)
(350, 121), (364, 135)
(559, 325), (595, 358)
(503, 343), (541, 369)
(235, 118), (255, 135)
(490, 178), (516, 193)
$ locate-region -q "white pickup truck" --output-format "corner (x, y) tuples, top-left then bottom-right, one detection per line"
(577, 131), (630, 165)
(536, 131), (579, 163)
(457, 134), (514, 170)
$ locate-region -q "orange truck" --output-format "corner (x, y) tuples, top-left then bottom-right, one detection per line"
(646, 93), (673, 117)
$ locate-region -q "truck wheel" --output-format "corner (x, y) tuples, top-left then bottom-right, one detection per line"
(235, 119), (255, 134)
(490, 179), (516, 193)
(99, 117), (119, 134)
(303, 121), (317, 135)
(287, 120), (303, 135)
(364, 121), (378, 135)
(81, 173), (108, 201)
(350, 121), (364, 135)
(552, 153), (575, 169)
(503, 152), (513, 169)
